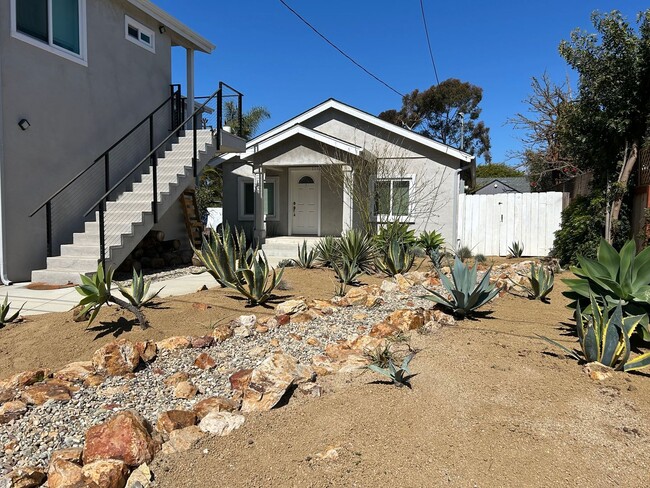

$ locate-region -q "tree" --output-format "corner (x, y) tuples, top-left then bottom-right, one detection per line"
(475, 163), (524, 178)
(558, 10), (650, 240)
(224, 101), (270, 141)
(507, 73), (578, 190)
(379, 79), (492, 162)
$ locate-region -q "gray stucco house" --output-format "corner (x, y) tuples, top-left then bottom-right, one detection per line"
(474, 177), (531, 195)
(215, 99), (475, 252)
(1, 0), (244, 283)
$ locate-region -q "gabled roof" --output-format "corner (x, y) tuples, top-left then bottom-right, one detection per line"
(475, 177), (531, 193)
(128, 0), (215, 53)
(220, 99), (474, 163)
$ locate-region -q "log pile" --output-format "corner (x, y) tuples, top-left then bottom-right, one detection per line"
(118, 231), (194, 272)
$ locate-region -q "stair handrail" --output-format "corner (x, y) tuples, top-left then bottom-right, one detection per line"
(29, 85), (182, 218)
(83, 82), (243, 267)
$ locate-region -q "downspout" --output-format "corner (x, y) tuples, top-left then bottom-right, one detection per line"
(452, 159), (474, 252)
(0, 58), (12, 285)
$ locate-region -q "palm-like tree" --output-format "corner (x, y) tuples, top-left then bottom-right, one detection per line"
(224, 101), (270, 140)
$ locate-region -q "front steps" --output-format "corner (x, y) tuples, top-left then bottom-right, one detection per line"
(261, 236), (321, 267)
(31, 130), (216, 284)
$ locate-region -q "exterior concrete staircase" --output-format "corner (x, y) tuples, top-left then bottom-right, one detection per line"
(31, 130), (216, 284)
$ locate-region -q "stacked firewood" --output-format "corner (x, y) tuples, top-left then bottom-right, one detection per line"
(118, 230), (194, 272)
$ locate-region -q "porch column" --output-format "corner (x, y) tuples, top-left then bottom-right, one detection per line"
(342, 165), (354, 233)
(253, 165), (266, 244)
(186, 48), (195, 129)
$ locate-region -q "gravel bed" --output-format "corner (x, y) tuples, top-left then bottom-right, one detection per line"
(0, 284), (436, 473)
(113, 265), (204, 285)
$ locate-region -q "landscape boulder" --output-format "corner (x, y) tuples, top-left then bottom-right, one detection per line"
(198, 411), (245, 436)
(0, 400), (27, 424)
(193, 352), (216, 370)
(189, 335), (213, 349)
(4, 466), (46, 488)
(125, 463), (152, 488)
(47, 458), (84, 488)
(156, 410), (197, 435)
(174, 381), (198, 399)
(81, 459), (129, 488)
(92, 340), (140, 376)
(343, 287), (368, 306)
(54, 361), (95, 384)
(21, 381), (72, 405)
(161, 426), (206, 455)
(5, 369), (50, 389)
(83, 410), (158, 467)
(275, 299), (307, 316)
(156, 336), (190, 351)
(135, 341), (157, 362)
(193, 396), (239, 419)
(212, 323), (234, 343)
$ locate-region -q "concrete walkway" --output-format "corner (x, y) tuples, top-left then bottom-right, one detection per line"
(0, 272), (219, 316)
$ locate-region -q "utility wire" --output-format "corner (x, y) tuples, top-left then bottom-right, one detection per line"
(278, 0), (404, 97)
(419, 0), (440, 85)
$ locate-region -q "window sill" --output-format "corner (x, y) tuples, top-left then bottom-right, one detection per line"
(11, 31), (87, 67)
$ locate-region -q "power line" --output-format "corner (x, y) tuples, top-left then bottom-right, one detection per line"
(278, 0), (404, 97)
(419, 0), (440, 85)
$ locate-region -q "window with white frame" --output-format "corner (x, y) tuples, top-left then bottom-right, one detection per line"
(12, 0), (87, 64)
(125, 15), (155, 53)
(374, 178), (412, 219)
(238, 177), (279, 221)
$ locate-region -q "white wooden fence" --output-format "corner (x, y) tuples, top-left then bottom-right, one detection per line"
(457, 192), (563, 257)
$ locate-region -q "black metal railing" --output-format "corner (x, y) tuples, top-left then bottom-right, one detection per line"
(30, 84), (184, 257)
(83, 82), (244, 268)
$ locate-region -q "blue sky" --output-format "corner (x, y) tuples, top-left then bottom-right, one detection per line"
(156, 0), (647, 166)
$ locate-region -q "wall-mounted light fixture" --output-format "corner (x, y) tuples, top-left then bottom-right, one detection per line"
(159, 25), (166, 34)
(18, 119), (30, 131)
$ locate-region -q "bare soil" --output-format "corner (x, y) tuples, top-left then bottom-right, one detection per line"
(150, 278), (650, 487)
(0, 267), (384, 376)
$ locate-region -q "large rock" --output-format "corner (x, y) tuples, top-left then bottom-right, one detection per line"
(189, 336), (213, 349)
(0, 400), (27, 423)
(156, 410), (197, 435)
(228, 369), (253, 391)
(83, 410), (158, 467)
(54, 361), (95, 384)
(156, 336), (190, 351)
(48, 458), (84, 488)
(0, 385), (15, 404)
(161, 426), (206, 455)
(343, 287), (369, 306)
(125, 463), (152, 488)
(21, 381), (72, 405)
(135, 341), (157, 362)
(5, 369), (50, 390)
(50, 448), (83, 465)
(394, 274), (413, 292)
(92, 340), (140, 376)
(193, 396), (239, 419)
(275, 299), (307, 316)
(198, 411), (245, 436)
(212, 323), (234, 343)
(163, 372), (189, 388)
(194, 352), (216, 370)
(174, 381), (198, 399)
(370, 309), (430, 338)
(238, 353), (314, 412)
(5, 467), (46, 488)
(81, 460), (129, 488)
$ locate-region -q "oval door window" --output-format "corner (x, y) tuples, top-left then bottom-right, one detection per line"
(298, 176), (314, 184)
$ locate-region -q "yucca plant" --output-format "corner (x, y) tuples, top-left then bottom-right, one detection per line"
(376, 239), (415, 277)
(75, 263), (148, 328)
(315, 236), (339, 268)
(332, 255), (362, 296)
(117, 268), (164, 308)
(516, 263), (554, 301)
(508, 241), (524, 258)
(423, 257), (500, 317)
(538, 296), (650, 372)
(292, 240), (319, 269)
(563, 239), (650, 340)
(0, 294), (24, 326)
(367, 352), (416, 388)
(337, 229), (377, 274)
(225, 250), (284, 305)
(417, 230), (445, 255)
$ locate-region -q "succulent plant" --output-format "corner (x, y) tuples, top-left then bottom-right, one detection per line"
(315, 236), (339, 268)
(117, 268), (164, 308)
(417, 230), (445, 255)
(0, 294), (24, 326)
(456, 245), (473, 262)
(508, 241), (524, 258)
(538, 295), (650, 372)
(423, 257), (499, 317)
(292, 240), (319, 269)
(227, 250), (284, 305)
(376, 239), (415, 277)
(337, 229), (377, 274)
(332, 255), (362, 296)
(517, 263), (554, 301)
(367, 352), (416, 388)
(374, 221), (416, 249)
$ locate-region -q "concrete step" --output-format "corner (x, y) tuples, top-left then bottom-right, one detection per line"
(60, 244), (100, 258)
(46, 255), (98, 272)
(31, 268), (92, 286)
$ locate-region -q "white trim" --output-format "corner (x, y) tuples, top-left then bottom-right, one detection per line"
(288, 168), (321, 237)
(10, 0), (88, 67)
(126, 0), (215, 53)
(246, 99), (473, 162)
(125, 15), (156, 53)
(264, 176), (280, 222)
(238, 176), (279, 222)
(372, 175), (415, 222)
(0, 57), (10, 285)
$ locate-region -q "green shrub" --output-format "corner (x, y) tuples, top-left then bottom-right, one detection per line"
(376, 239), (415, 277)
(292, 240), (319, 269)
(117, 269), (163, 308)
(417, 230), (445, 255)
(0, 294), (24, 326)
(456, 245), (473, 262)
(423, 257), (499, 317)
(539, 296), (650, 372)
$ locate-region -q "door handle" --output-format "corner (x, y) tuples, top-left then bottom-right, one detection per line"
(293, 202), (296, 216)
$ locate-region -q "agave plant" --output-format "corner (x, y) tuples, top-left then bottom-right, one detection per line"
(292, 240), (319, 269)
(508, 241), (524, 258)
(376, 239), (415, 277)
(117, 268), (164, 308)
(455, 245), (473, 262)
(0, 294), (24, 326)
(192, 223), (252, 287)
(75, 263), (148, 328)
(367, 352), (416, 388)
(417, 230), (445, 255)
(337, 229), (377, 274)
(315, 236), (339, 267)
(516, 263), (554, 301)
(423, 257), (500, 317)
(374, 221), (416, 249)
(332, 255), (362, 296)
(538, 296), (650, 372)
(563, 239), (650, 339)
(225, 250), (284, 305)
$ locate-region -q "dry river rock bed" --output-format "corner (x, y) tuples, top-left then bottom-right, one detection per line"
(0, 279), (441, 474)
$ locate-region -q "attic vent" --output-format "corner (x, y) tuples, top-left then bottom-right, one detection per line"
(298, 176), (314, 184)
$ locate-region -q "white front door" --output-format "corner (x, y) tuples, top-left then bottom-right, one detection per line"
(290, 169), (319, 235)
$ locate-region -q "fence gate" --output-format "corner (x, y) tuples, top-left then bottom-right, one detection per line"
(457, 192), (563, 257)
